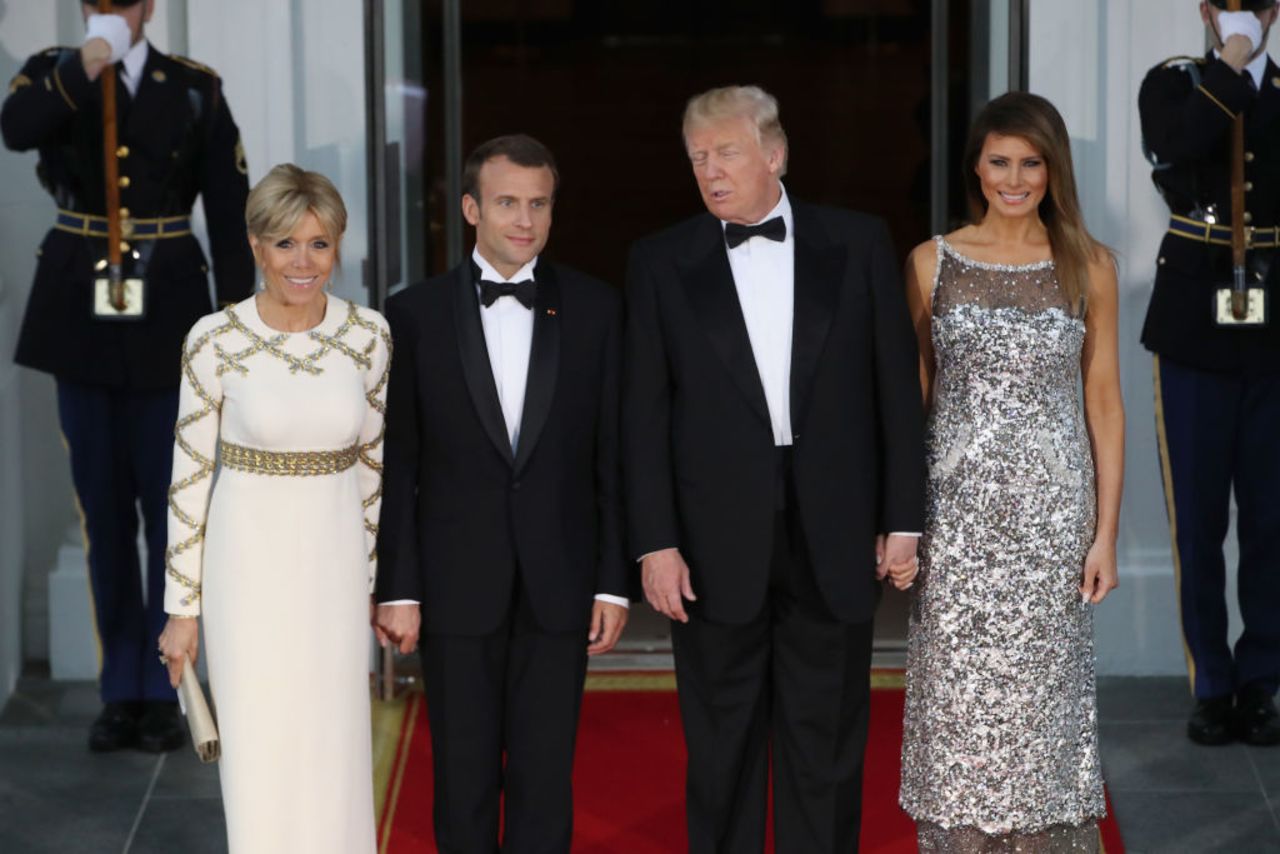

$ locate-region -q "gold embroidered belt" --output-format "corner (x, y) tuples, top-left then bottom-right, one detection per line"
(219, 441), (358, 476)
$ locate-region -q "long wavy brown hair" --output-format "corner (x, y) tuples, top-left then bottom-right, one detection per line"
(963, 92), (1105, 314)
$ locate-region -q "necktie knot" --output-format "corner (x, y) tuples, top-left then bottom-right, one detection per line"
(479, 278), (537, 309)
(724, 216), (787, 249)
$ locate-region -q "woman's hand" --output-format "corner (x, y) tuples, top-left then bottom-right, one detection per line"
(157, 617), (200, 689)
(1080, 539), (1118, 605)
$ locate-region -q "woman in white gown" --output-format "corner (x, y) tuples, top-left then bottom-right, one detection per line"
(157, 164), (389, 853)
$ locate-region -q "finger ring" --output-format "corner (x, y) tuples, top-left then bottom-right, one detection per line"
(158, 654), (169, 665)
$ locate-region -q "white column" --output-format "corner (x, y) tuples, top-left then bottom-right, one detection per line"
(1029, 0), (1217, 676)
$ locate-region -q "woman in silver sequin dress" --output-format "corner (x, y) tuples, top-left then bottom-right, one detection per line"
(897, 93), (1125, 852)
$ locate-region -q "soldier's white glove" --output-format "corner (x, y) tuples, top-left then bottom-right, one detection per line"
(1217, 9), (1265, 53)
(83, 14), (132, 64)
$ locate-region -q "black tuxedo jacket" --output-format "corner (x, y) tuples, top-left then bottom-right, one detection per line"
(375, 259), (628, 636)
(624, 201), (926, 625)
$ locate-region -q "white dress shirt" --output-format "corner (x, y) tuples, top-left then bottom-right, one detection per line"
(119, 39), (148, 98)
(724, 189), (795, 447)
(474, 249), (537, 450)
(639, 188), (917, 561)
(381, 248), (628, 609)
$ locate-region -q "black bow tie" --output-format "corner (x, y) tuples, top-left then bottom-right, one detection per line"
(724, 216), (786, 249)
(479, 278), (537, 309)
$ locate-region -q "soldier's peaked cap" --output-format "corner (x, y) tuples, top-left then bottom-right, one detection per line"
(1208, 0), (1278, 11)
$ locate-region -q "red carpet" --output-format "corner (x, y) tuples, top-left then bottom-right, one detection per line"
(377, 673), (1124, 853)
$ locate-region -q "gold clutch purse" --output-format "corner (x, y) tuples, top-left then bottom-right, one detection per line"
(178, 659), (220, 763)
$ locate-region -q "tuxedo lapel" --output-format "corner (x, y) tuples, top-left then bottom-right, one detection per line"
(452, 264), (515, 465)
(789, 204), (843, 433)
(513, 261), (560, 475)
(680, 217), (771, 430)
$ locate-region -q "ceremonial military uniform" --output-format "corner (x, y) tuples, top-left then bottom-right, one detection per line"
(1139, 41), (1280, 744)
(1, 39), (252, 749)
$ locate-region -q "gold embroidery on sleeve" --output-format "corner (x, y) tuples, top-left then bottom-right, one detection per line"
(8, 73), (32, 94)
(165, 320), (233, 605)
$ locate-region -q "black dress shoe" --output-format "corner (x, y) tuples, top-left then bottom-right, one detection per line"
(1187, 695), (1235, 745)
(1233, 685), (1280, 747)
(88, 702), (141, 752)
(137, 701), (185, 753)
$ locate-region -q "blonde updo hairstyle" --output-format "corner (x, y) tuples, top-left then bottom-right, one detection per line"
(682, 85), (789, 177)
(245, 163), (348, 265)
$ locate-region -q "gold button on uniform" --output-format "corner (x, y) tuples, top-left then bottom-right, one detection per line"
(1246, 181), (1254, 192)
(1158, 256), (1166, 265)
(119, 207), (130, 219)
(1244, 212), (1253, 224)
(1246, 151), (1256, 162)
(151, 69), (166, 83)
(116, 145), (130, 159)
(118, 176), (130, 188)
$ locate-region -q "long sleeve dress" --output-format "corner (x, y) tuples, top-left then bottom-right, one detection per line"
(164, 295), (390, 854)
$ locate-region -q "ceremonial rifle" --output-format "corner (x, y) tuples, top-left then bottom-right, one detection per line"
(1216, 0), (1268, 325)
(98, 0), (126, 312)
(1229, 0), (1249, 320)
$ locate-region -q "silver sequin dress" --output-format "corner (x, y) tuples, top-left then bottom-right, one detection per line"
(899, 237), (1106, 853)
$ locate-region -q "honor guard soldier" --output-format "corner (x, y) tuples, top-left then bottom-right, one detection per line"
(1, 1), (253, 752)
(1139, 0), (1280, 747)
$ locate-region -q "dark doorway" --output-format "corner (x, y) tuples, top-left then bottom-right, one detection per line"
(413, 0), (974, 284)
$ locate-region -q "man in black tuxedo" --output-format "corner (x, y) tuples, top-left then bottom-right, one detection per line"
(374, 134), (630, 853)
(625, 86), (926, 852)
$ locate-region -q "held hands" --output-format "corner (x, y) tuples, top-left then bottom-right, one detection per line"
(587, 601), (629, 656)
(1080, 539), (1119, 605)
(157, 617), (199, 689)
(374, 602), (421, 654)
(642, 548), (696, 623)
(877, 533), (920, 591)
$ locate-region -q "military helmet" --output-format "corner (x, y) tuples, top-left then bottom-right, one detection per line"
(1208, 0), (1278, 10)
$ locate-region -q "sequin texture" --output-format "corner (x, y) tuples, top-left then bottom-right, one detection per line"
(899, 238), (1106, 850)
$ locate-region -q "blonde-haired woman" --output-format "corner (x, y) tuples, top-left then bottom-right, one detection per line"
(157, 164), (388, 853)
(897, 92), (1124, 851)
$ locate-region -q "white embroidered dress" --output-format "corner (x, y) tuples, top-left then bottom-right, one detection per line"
(164, 295), (390, 854)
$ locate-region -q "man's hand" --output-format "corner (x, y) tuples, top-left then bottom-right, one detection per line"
(587, 601), (629, 656)
(642, 548), (696, 623)
(79, 39), (112, 82)
(81, 14), (132, 81)
(881, 533), (920, 591)
(375, 603), (421, 654)
(1215, 9), (1264, 70)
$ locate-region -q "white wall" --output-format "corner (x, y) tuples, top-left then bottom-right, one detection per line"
(186, 0), (369, 303)
(1029, 0), (1219, 678)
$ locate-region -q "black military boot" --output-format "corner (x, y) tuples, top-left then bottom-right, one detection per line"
(1233, 685), (1280, 747)
(137, 701), (185, 753)
(88, 702), (141, 752)
(1187, 695), (1234, 746)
